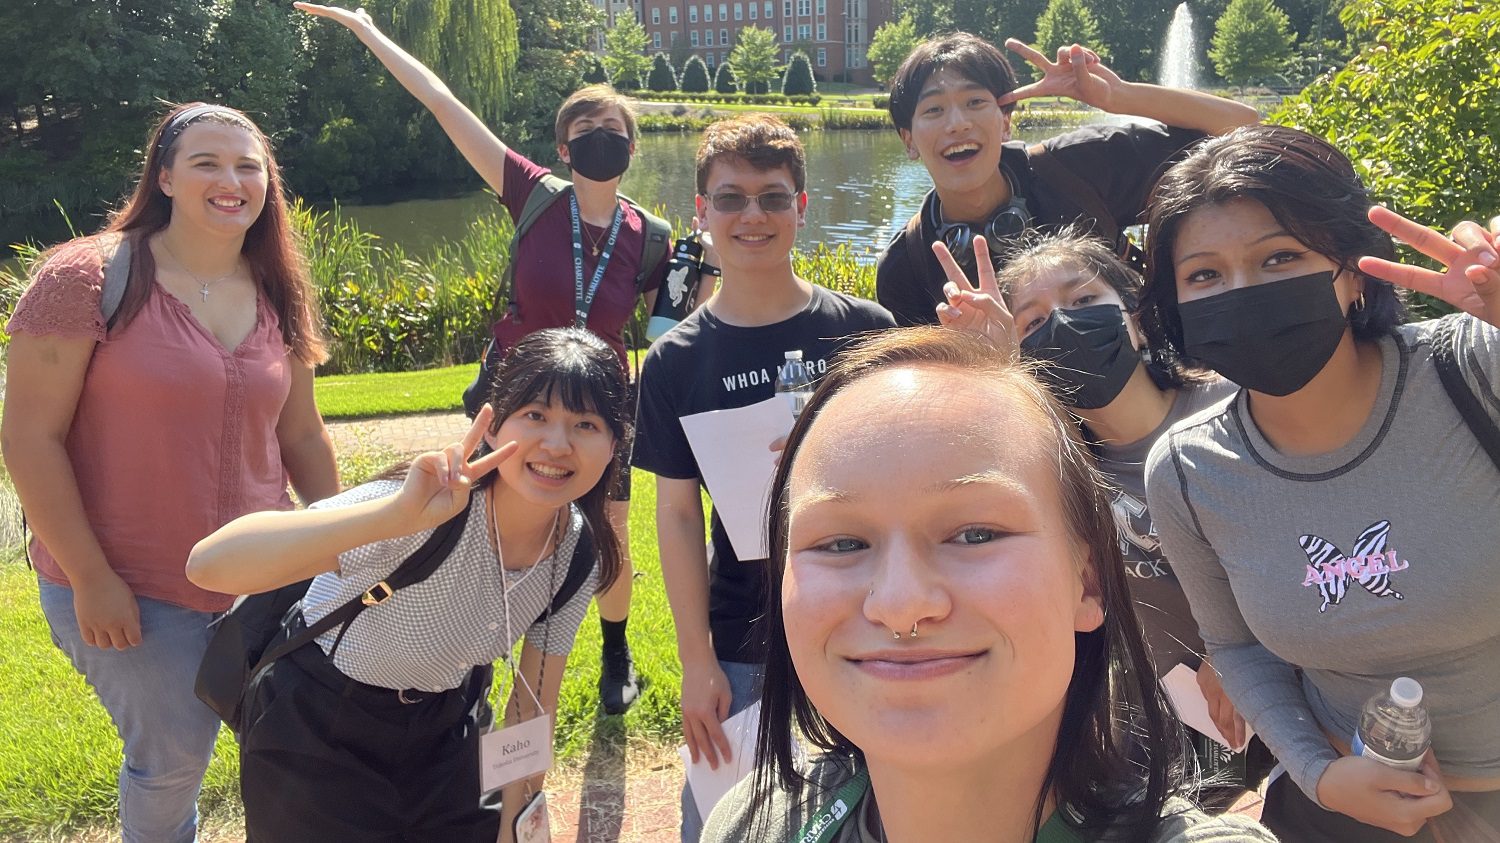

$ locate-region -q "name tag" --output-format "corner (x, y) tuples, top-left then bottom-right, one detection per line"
(479, 714), (553, 793)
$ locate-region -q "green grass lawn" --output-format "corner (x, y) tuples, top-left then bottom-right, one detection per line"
(0, 469), (685, 838)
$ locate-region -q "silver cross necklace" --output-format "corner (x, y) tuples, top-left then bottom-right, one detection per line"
(160, 239), (239, 301)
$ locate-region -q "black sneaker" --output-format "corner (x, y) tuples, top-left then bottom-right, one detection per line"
(599, 643), (640, 715)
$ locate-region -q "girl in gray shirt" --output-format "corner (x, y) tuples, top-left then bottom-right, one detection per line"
(1139, 125), (1500, 840)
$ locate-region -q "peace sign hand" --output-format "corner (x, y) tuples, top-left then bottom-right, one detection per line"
(293, 2), (377, 34)
(996, 40), (1122, 112)
(932, 235), (1020, 357)
(1358, 206), (1498, 326)
(395, 404), (518, 531)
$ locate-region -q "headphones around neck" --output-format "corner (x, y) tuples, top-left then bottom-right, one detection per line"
(929, 168), (1032, 266)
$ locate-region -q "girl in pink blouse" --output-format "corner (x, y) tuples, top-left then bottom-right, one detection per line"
(1, 102), (338, 843)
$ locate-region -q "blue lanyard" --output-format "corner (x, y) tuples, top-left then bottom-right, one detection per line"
(569, 191), (625, 328)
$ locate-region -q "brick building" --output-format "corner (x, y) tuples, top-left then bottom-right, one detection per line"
(614, 0), (893, 85)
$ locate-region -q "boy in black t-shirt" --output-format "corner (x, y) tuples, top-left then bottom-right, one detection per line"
(875, 33), (1259, 326)
(631, 115), (894, 842)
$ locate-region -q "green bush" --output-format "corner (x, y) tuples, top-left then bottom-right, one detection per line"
(680, 55), (711, 92)
(781, 51), (818, 97)
(647, 52), (679, 92)
(633, 90), (821, 105)
(872, 94), (891, 109)
(714, 61), (739, 94)
(582, 53), (610, 84)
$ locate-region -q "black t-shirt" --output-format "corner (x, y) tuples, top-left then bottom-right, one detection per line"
(632, 285), (895, 663)
(875, 123), (1207, 327)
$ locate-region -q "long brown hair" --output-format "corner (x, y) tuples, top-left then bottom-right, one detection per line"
(97, 102), (327, 364)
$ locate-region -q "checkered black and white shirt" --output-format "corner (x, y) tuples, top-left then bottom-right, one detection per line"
(300, 481), (595, 693)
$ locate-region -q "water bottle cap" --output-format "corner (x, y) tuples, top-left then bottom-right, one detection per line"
(785, 350), (803, 360)
(1390, 677), (1423, 708)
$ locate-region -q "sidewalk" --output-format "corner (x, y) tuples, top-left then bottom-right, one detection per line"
(325, 409), (470, 457)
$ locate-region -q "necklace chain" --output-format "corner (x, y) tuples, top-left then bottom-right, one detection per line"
(160, 238), (238, 301)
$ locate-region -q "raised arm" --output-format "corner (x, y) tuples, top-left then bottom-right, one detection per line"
(295, 2), (510, 196)
(999, 41), (1259, 136)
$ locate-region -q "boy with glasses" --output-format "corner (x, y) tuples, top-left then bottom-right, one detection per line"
(631, 114), (894, 842)
(876, 33), (1259, 326)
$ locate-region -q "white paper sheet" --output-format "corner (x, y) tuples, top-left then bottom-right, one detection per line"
(1162, 663), (1254, 752)
(679, 701), (762, 826)
(678, 397), (794, 560)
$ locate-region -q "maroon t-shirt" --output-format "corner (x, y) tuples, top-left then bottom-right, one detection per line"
(495, 148), (668, 369)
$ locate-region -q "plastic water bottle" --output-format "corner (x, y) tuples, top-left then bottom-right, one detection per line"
(776, 350), (813, 420)
(646, 233), (704, 341)
(1352, 677), (1431, 771)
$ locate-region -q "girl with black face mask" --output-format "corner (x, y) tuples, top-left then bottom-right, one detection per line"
(297, 2), (709, 725)
(1136, 124), (1500, 842)
(933, 228), (1268, 811)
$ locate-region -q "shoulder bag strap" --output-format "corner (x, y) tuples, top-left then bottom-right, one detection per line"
(534, 520), (595, 625)
(100, 234), (131, 327)
(1431, 314), (1500, 473)
(900, 209), (930, 286)
(248, 505), (472, 676)
(494, 175), (573, 318)
(1026, 143), (1124, 248)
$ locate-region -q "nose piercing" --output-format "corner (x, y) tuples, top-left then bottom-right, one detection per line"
(892, 630), (900, 640)
(910, 623), (919, 639)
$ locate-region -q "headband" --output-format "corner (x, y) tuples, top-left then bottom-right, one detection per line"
(153, 104), (241, 160)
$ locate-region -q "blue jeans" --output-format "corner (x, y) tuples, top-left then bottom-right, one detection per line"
(38, 579), (222, 843)
(681, 659), (763, 843)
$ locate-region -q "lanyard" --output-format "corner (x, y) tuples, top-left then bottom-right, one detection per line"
(569, 191), (625, 328)
(793, 766), (870, 843)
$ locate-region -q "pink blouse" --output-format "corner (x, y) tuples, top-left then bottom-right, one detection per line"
(6, 238), (295, 612)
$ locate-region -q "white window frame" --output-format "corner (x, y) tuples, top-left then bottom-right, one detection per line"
(798, 23), (810, 39)
(704, 4), (712, 21)
(690, 5), (698, 21)
(783, 25), (792, 41)
(670, 5), (679, 22)
(651, 7), (660, 24)
(734, 2), (742, 19)
(720, 28), (729, 45)
(653, 32), (662, 48)
(816, 22), (825, 40)
(691, 29), (700, 45)
(817, 47), (826, 66)
(816, 0), (825, 14)
(749, 3), (756, 19)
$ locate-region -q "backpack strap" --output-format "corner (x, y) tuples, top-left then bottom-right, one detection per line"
(1026, 143), (1122, 249)
(249, 505), (471, 679)
(621, 198), (672, 297)
(1431, 314), (1500, 473)
(493, 175), (573, 318)
(900, 209), (929, 287)
(99, 234), (131, 327)
(535, 519), (595, 626)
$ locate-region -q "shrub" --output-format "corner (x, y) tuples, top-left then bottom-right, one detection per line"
(680, 55), (711, 92)
(647, 52), (679, 92)
(714, 61), (739, 94)
(582, 54), (609, 84)
(781, 51), (817, 96)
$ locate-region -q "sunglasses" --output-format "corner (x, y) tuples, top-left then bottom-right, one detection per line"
(703, 190), (798, 213)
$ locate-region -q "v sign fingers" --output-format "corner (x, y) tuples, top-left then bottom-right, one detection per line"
(931, 238), (1019, 355)
(1360, 206), (1498, 325)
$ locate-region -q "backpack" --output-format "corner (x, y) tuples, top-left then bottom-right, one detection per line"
(1430, 313), (1500, 472)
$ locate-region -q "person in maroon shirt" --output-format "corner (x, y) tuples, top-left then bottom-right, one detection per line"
(299, 2), (714, 714)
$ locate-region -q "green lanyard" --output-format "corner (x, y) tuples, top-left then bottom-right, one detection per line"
(792, 767), (871, 843)
(794, 774), (1087, 843)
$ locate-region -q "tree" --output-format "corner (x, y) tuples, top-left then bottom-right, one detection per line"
(1034, 0), (1107, 65)
(1210, 0), (1293, 85)
(714, 61), (740, 94)
(603, 16), (650, 90)
(507, 0), (605, 148)
(729, 26), (780, 95)
(867, 14), (919, 88)
(648, 52), (679, 91)
(388, 0), (518, 125)
(582, 54), (610, 84)
(781, 51), (817, 96)
(1275, 0), (1499, 319)
(680, 55), (712, 93)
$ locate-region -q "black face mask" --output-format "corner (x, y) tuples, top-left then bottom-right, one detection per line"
(566, 128), (631, 182)
(1019, 304), (1139, 409)
(1178, 271), (1346, 396)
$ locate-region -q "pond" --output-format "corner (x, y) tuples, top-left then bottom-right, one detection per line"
(333, 126), (1069, 260)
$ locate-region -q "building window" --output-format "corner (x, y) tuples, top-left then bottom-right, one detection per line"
(749, 3), (756, 18)
(783, 0), (791, 16)
(720, 28), (729, 45)
(719, 4), (728, 20)
(690, 4), (698, 21)
(816, 22), (825, 39)
(817, 47), (826, 66)
(651, 7), (660, 23)
(671, 30), (680, 43)
(704, 4), (712, 21)
(797, 0), (810, 15)
(798, 23), (810, 39)
(705, 28), (713, 43)
(765, 1), (774, 17)
(734, 2), (742, 19)
(653, 32), (661, 48)
(691, 29), (700, 45)
(670, 5), (679, 22)
(816, 0), (825, 13)
(783, 25), (792, 41)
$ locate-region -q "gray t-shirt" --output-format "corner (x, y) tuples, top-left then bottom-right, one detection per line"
(300, 480), (596, 692)
(702, 753), (1277, 842)
(1096, 378), (1237, 674)
(1145, 315), (1500, 802)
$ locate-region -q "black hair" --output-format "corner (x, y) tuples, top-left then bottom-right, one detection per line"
(1140, 125), (1407, 363)
(478, 328), (631, 592)
(887, 33), (1019, 132)
(996, 226), (1215, 392)
(748, 327), (1185, 840)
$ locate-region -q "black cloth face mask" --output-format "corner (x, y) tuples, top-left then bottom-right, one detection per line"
(1178, 271), (1346, 396)
(1019, 304), (1139, 409)
(566, 128), (631, 182)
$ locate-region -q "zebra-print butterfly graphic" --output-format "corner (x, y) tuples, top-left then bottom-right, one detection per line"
(1298, 520), (1405, 613)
